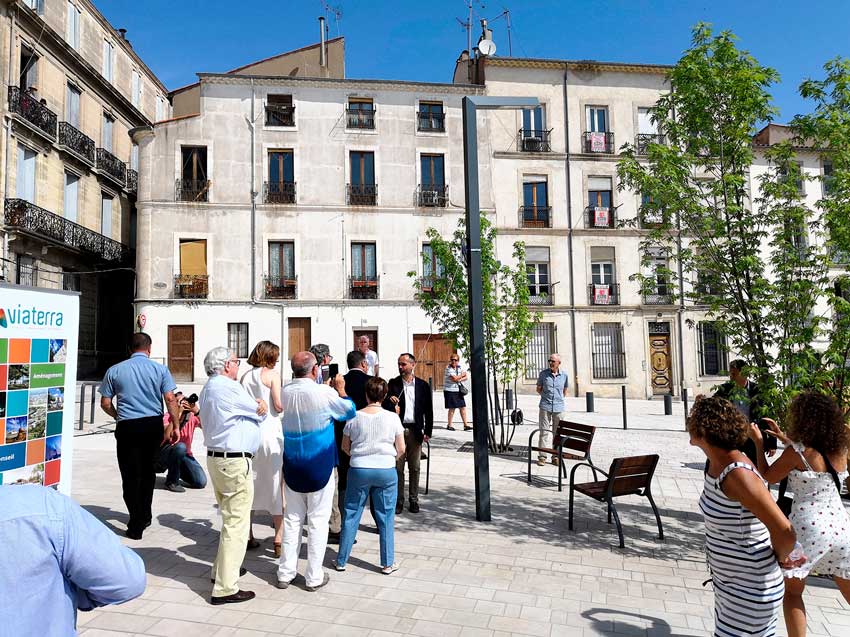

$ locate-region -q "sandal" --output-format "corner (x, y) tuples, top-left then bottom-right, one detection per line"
(246, 538), (260, 550)
(273, 542), (282, 558)
(463, 426), (473, 431)
(446, 425), (456, 431)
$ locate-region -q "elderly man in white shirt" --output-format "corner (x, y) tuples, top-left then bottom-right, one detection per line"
(358, 335), (379, 376)
(199, 347), (267, 606)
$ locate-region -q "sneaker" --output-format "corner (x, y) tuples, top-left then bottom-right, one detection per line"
(275, 577), (295, 589)
(395, 502), (403, 515)
(165, 482), (186, 493)
(305, 573), (330, 592)
(551, 457), (560, 466)
(381, 563), (399, 575)
(536, 457), (546, 467)
(333, 561), (346, 572)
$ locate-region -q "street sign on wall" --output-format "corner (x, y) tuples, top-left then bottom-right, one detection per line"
(0, 284), (79, 494)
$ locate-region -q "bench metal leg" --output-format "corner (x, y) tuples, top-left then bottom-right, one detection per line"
(647, 492), (663, 540)
(425, 441), (430, 495)
(609, 500), (625, 548)
(607, 501), (613, 524)
(568, 484), (575, 531)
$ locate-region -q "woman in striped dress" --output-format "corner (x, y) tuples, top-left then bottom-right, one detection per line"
(688, 396), (799, 637)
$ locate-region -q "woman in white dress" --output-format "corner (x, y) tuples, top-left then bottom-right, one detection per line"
(748, 391), (850, 637)
(241, 340), (285, 557)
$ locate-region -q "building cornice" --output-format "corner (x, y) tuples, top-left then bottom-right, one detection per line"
(198, 73), (487, 95)
(485, 56), (671, 75)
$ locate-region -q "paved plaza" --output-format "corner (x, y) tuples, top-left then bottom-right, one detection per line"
(69, 389), (849, 637)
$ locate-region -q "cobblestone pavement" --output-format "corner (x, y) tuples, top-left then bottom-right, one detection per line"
(70, 392), (849, 637)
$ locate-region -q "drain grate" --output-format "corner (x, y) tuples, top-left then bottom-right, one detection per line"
(456, 441), (529, 458)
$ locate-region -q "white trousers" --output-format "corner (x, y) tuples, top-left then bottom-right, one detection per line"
(277, 474), (335, 587)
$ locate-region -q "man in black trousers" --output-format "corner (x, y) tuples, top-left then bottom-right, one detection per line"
(384, 353), (433, 514)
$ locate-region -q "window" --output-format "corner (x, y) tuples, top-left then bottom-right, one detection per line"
(19, 44), (38, 92)
(587, 176), (614, 228)
(644, 248), (671, 303)
(62, 271), (81, 292)
(640, 192), (666, 228)
(590, 246), (617, 305)
(585, 106), (611, 153)
(637, 107), (657, 135)
(347, 98), (375, 129)
(524, 323), (555, 379)
(176, 239), (208, 298)
(156, 96), (166, 121)
(23, 0), (44, 13)
(66, 83), (81, 127)
(16, 144), (36, 202)
(351, 242), (377, 281)
(521, 176), (549, 227)
(418, 101), (444, 131)
(16, 255), (37, 287)
(421, 243), (445, 288)
(101, 193), (113, 238)
(526, 247), (551, 302)
(265, 94), (294, 126)
(180, 146), (208, 201)
(419, 153), (446, 206)
(131, 71), (141, 107)
(64, 172), (79, 223)
(522, 106), (545, 134)
(823, 161), (834, 196)
(591, 323), (626, 379)
(130, 143), (139, 170)
(586, 106), (608, 133)
(698, 322), (728, 376)
(269, 241), (295, 281)
(66, 2), (80, 49)
(348, 151), (376, 205)
(779, 161), (804, 195)
(268, 150), (294, 183)
(102, 113), (113, 151)
(227, 323), (249, 359)
(102, 40), (114, 81)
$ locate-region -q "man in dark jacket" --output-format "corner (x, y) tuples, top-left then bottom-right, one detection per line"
(713, 359), (775, 463)
(384, 353), (433, 514)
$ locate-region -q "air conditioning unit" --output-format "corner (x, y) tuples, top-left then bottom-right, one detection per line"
(522, 137), (542, 152)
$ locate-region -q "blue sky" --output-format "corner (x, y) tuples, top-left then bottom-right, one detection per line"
(101, 0), (847, 121)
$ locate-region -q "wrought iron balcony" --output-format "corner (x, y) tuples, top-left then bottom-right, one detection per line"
(8, 86), (57, 140)
(265, 104), (295, 127)
(347, 183), (377, 206)
(642, 289), (674, 305)
(264, 181), (296, 204)
(585, 206), (617, 229)
(419, 275), (439, 294)
(417, 184), (448, 207)
(529, 282), (556, 306)
(174, 274), (209, 299)
(588, 283), (620, 306)
(349, 275), (379, 299)
(635, 133), (665, 155)
(176, 179), (211, 202)
(96, 148), (126, 185)
(418, 112), (445, 132)
(519, 206), (551, 229)
(517, 129), (553, 152)
(346, 107), (375, 129)
(583, 131), (615, 154)
(639, 208), (669, 229)
(126, 169), (138, 193)
(264, 275), (297, 299)
(4, 198), (130, 263)
(58, 122), (95, 165)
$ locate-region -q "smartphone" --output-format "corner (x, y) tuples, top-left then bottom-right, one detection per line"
(758, 418), (778, 451)
(321, 364), (330, 379)
(328, 363), (339, 378)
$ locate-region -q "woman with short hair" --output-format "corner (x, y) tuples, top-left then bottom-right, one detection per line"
(335, 376), (405, 574)
(443, 354), (470, 431)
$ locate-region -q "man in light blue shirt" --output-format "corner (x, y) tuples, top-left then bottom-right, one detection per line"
(100, 332), (180, 539)
(0, 484), (146, 636)
(535, 353), (569, 467)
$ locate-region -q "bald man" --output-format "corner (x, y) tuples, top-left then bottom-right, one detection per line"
(535, 353), (569, 467)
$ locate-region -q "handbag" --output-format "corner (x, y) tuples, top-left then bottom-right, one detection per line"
(458, 383), (469, 396)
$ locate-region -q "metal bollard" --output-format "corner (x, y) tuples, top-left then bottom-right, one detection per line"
(428, 376), (433, 391)
(78, 384), (86, 431)
(664, 394), (673, 415)
(90, 385), (97, 422)
(504, 388), (514, 410)
(683, 388), (689, 430)
(622, 385), (628, 430)
(585, 391), (594, 413)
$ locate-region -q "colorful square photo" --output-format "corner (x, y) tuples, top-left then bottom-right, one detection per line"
(26, 438), (45, 465)
(30, 339), (49, 363)
(44, 459), (60, 487)
(0, 338), (7, 363)
(7, 365), (29, 390)
(5, 391), (28, 418)
(45, 435), (61, 461)
(46, 411), (63, 437)
(27, 406), (46, 440)
(0, 364), (6, 391)
(3, 463), (45, 485)
(5, 416), (26, 444)
(48, 340), (67, 363)
(47, 387), (64, 412)
(8, 339), (30, 364)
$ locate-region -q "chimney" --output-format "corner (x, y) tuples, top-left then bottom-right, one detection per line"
(118, 28), (126, 39)
(318, 17), (327, 68)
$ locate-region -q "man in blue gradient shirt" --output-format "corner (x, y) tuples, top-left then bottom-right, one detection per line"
(0, 484), (146, 636)
(277, 350), (355, 592)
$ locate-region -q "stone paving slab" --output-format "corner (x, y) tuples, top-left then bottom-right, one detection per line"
(69, 401), (849, 636)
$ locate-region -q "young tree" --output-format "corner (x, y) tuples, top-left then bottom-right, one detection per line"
(408, 216), (540, 451)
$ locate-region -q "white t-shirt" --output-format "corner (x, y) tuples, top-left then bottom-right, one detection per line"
(364, 349), (379, 375)
(344, 409), (404, 469)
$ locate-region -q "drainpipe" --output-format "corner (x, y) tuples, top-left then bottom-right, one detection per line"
(672, 81), (685, 399)
(1, 7), (17, 277)
(563, 65), (578, 396)
(249, 78), (256, 300)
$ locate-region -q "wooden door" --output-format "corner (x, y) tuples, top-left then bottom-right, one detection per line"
(288, 318), (311, 360)
(648, 329), (672, 395)
(353, 329), (378, 355)
(168, 325), (194, 382)
(412, 334), (454, 389)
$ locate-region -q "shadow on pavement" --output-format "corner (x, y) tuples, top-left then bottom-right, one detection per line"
(581, 608), (699, 636)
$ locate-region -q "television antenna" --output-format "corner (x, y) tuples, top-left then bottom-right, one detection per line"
(321, 1), (343, 37)
(487, 7), (512, 56)
(456, 0), (484, 55)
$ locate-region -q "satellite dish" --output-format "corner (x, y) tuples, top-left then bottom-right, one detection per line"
(478, 39), (496, 56)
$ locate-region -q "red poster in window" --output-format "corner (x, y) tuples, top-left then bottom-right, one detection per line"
(589, 131), (606, 152)
(594, 285), (610, 305)
(594, 206), (610, 227)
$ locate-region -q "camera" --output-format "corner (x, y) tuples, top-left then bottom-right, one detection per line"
(184, 393), (198, 405)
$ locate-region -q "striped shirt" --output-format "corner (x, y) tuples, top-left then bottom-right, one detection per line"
(344, 409), (404, 469)
(699, 461), (784, 637)
(281, 379), (356, 493)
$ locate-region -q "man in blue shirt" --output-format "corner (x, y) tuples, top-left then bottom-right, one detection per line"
(535, 353), (569, 467)
(100, 332), (180, 539)
(0, 484), (146, 636)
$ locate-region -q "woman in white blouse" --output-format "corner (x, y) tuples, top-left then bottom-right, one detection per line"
(335, 377), (405, 574)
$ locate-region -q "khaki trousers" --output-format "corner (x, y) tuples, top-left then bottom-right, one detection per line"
(207, 456), (254, 597)
(537, 409), (564, 460)
(396, 428), (422, 505)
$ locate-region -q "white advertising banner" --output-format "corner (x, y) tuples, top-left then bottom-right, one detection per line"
(0, 284), (79, 494)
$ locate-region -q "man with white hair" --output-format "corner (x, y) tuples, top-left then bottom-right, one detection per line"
(277, 351), (356, 592)
(357, 335), (379, 377)
(199, 347), (267, 605)
(535, 352), (569, 467)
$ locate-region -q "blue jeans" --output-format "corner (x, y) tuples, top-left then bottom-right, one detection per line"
(336, 467), (397, 568)
(159, 443), (207, 488)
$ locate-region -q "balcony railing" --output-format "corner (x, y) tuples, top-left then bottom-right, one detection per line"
(583, 131), (615, 154)
(174, 274), (209, 299)
(4, 198), (130, 263)
(347, 183), (377, 206)
(585, 206), (617, 229)
(264, 275), (297, 299)
(8, 86), (57, 140)
(346, 107), (375, 129)
(96, 148), (126, 185)
(639, 209), (669, 229)
(418, 112), (445, 132)
(265, 104), (295, 127)
(635, 133), (665, 155)
(264, 181), (296, 204)
(519, 206), (551, 229)
(176, 179), (211, 202)
(419, 275), (442, 294)
(349, 275), (379, 299)
(643, 290), (674, 305)
(417, 184), (448, 207)
(58, 121), (95, 165)
(517, 129), (553, 153)
(588, 283), (620, 306)
(529, 282), (556, 306)
(126, 169), (138, 193)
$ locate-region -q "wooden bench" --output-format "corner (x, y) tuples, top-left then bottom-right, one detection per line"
(568, 454), (663, 548)
(527, 421), (597, 491)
